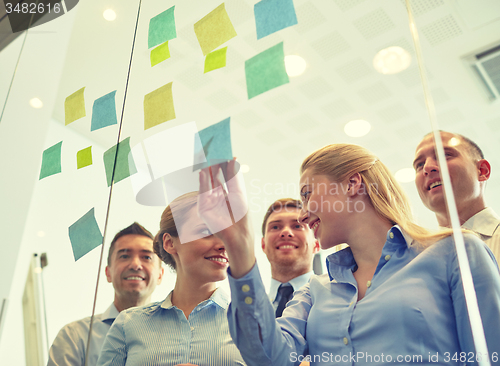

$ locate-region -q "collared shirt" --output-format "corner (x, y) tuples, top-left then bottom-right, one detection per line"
(228, 226), (500, 366)
(268, 272), (314, 312)
(97, 288), (245, 366)
(47, 303), (119, 366)
(463, 207), (500, 262)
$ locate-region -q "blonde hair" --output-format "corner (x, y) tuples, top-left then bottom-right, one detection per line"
(153, 192), (198, 270)
(300, 144), (453, 247)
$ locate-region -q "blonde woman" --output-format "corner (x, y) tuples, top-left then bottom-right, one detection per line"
(97, 192), (245, 366)
(198, 146), (500, 366)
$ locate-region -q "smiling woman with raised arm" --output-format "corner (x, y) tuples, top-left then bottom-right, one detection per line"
(97, 192), (245, 366)
(198, 147), (500, 366)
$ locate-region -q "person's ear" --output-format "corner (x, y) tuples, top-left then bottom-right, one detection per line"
(313, 240), (320, 254)
(163, 233), (177, 255)
(477, 159), (491, 182)
(105, 266), (112, 283)
(347, 172), (363, 196)
(261, 237), (266, 251)
(157, 267), (164, 285)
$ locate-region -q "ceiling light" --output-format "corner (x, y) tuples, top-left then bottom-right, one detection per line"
(240, 164), (250, 173)
(395, 168), (415, 183)
(29, 98), (43, 109)
(344, 119), (371, 137)
(103, 9), (116, 21)
(285, 55), (307, 77)
(37, 231), (45, 237)
(373, 46), (411, 75)
(449, 137), (460, 147)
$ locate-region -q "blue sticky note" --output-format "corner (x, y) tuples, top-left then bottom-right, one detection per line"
(39, 141), (62, 180)
(91, 91), (117, 131)
(254, 0), (298, 40)
(68, 208), (103, 261)
(245, 42), (290, 99)
(194, 118), (232, 169)
(148, 6), (176, 49)
(103, 137), (137, 187)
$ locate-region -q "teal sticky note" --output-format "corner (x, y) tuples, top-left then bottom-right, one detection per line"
(103, 137), (137, 187)
(255, 0), (298, 39)
(148, 6), (176, 49)
(91, 91), (117, 131)
(68, 208), (103, 261)
(39, 141), (62, 180)
(194, 118), (232, 169)
(245, 42), (290, 99)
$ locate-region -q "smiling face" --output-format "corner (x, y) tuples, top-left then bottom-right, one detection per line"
(413, 132), (489, 225)
(261, 207), (319, 274)
(105, 234), (163, 309)
(164, 206), (228, 284)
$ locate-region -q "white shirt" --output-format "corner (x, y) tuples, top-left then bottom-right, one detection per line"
(268, 271), (314, 312)
(47, 303), (119, 366)
(462, 207), (500, 262)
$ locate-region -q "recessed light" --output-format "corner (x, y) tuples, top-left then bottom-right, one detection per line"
(240, 164), (250, 173)
(285, 55), (307, 77)
(395, 168), (415, 183)
(449, 137), (460, 147)
(29, 98), (43, 109)
(103, 9), (116, 21)
(373, 46), (411, 75)
(344, 120), (371, 137)
(37, 231), (45, 237)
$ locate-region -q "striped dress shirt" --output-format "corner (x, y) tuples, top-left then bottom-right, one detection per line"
(97, 288), (245, 366)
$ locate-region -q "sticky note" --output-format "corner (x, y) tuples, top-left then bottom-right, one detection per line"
(151, 41), (170, 67)
(194, 117), (232, 169)
(245, 42), (289, 99)
(204, 47), (227, 73)
(39, 141), (62, 180)
(148, 6), (176, 49)
(68, 208), (103, 261)
(77, 146), (92, 169)
(144, 82), (175, 130)
(143, 121), (205, 179)
(91, 91), (117, 131)
(254, 0), (298, 39)
(194, 3), (237, 56)
(64, 87), (86, 125)
(103, 137), (137, 187)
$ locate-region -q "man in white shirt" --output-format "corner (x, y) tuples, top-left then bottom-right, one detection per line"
(47, 222), (164, 366)
(413, 131), (500, 260)
(261, 199), (320, 317)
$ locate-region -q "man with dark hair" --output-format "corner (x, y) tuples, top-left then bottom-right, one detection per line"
(261, 199), (319, 318)
(414, 131), (500, 260)
(47, 223), (164, 366)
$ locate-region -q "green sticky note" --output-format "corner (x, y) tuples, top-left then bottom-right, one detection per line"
(148, 6), (176, 49)
(194, 117), (232, 169)
(103, 137), (137, 187)
(64, 87), (86, 125)
(144, 82), (175, 130)
(204, 47), (227, 73)
(151, 41), (170, 67)
(68, 208), (103, 261)
(77, 146), (92, 169)
(245, 42), (289, 99)
(194, 3), (237, 56)
(39, 141), (62, 180)
(91, 91), (117, 131)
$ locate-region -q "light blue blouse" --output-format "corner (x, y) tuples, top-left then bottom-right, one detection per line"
(228, 226), (500, 365)
(97, 288), (245, 366)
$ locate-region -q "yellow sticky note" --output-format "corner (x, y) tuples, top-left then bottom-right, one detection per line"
(151, 41), (170, 67)
(204, 47), (227, 73)
(65, 87), (86, 125)
(144, 82), (175, 130)
(194, 3), (237, 56)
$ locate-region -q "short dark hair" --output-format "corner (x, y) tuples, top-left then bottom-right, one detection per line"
(424, 131), (484, 161)
(107, 222), (154, 266)
(261, 198), (302, 236)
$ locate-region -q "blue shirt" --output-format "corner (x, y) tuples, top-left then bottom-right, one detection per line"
(97, 288), (245, 366)
(268, 272), (314, 312)
(47, 303), (119, 366)
(228, 226), (500, 365)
